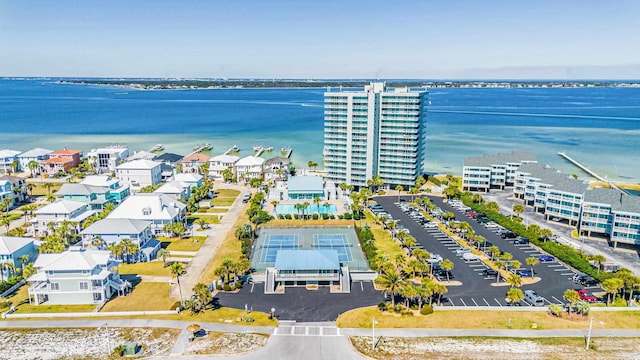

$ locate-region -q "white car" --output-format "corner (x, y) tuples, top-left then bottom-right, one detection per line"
(424, 222), (438, 229)
(426, 254), (443, 263)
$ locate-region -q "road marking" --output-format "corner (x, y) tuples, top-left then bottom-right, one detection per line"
(291, 327), (295, 335)
(460, 298), (467, 306)
(561, 272), (574, 276)
(360, 281), (364, 291)
(250, 283), (255, 292)
(472, 298), (479, 306)
(554, 268), (567, 272)
(494, 298), (502, 307)
(552, 296), (564, 304)
(469, 264), (486, 267)
(483, 298), (490, 306)
(547, 264), (564, 267)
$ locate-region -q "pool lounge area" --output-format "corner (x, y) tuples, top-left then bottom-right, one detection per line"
(275, 204), (338, 215)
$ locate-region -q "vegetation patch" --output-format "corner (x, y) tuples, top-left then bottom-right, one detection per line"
(214, 189), (241, 198)
(163, 236), (206, 252)
(119, 261), (175, 277)
(209, 198), (236, 206)
(186, 331), (269, 355)
(100, 282), (178, 312)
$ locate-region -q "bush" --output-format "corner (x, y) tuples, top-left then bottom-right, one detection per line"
(548, 303), (563, 317)
(352, 213), (361, 220)
(312, 213), (319, 220)
(393, 305), (402, 313)
(420, 305), (434, 315)
(377, 302), (388, 312)
(0, 276), (22, 294)
(343, 213), (352, 220)
(285, 214), (292, 220)
(322, 213), (329, 220)
(401, 309), (414, 316)
(330, 215), (335, 219)
(199, 206), (210, 211)
(294, 214), (299, 220)
(0, 300), (11, 310)
(338, 215), (344, 219)
(216, 284), (223, 291)
(223, 284), (232, 291)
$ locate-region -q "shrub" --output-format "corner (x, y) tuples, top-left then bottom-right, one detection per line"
(223, 284), (232, 291)
(343, 213), (352, 220)
(322, 213), (329, 220)
(285, 214), (292, 220)
(0, 300), (11, 310)
(293, 214), (299, 220)
(548, 303), (563, 317)
(377, 302), (388, 312)
(312, 213), (319, 220)
(216, 284), (223, 291)
(420, 305), (434, 315)
(199, 206), (210, 211)
(338, 215), (344, 219)
(353, 213), (361, 220)
(393, 305), (402, 313)
(401, 309), (414, 316)
(330, 215), (335, 219)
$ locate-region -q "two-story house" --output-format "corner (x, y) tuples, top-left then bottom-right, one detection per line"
(180, 153), (211, 174)
(0, 175), (27, 209)
(27, 247), (129, 305)
(208, 154), (239, 180)
(0, 236), (38, 281)
(107, 193), (187, 235)
(153, 152), (184, 181)
(153, 181), (190, 201)
(40, 149), (83, 177)
(0, 149), (21, 174)
(236, 156), (265, 181)
(81, 175), (130, 204)
(17, 148), (53, 177)
(264, 156), (291, 181)
(80, 218), (160, 262)
(33, 200), (96, 236)
(56, 183), (112, 210)
(115, 159), (162, 189)
(86, 145), (129, 174)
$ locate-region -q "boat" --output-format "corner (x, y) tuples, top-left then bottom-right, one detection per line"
(194, 143), (212, 151)
(150, 144), (164, 152)
(253, 145), (262, 152)
(231, 145), (239, 152)
(281, 146), (291, 155)
(265, 146), (274, 152)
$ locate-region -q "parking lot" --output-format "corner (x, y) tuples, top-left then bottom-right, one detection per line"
(372, 196), (603, 307)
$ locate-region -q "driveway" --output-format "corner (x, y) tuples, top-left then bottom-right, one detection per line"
(215, 281), (385, 322)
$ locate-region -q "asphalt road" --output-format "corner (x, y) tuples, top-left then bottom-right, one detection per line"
(372, 195), (600, 307)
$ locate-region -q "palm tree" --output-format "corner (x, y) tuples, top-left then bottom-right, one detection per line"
(43, 182), (54, 197)
(195, 218), (208, 230)
(588, 254), (607, 273)
(214, 267), (227, 283)
(512, 203), (524, 219)
(106, 242), (124, 261)
(313, 196), (322, 215)
(432, 283), (448, 306)
(494, 260), (505, 283)
(28, 160), (40, 178)
(395, 185), (404, 203)
(501, 252), (513, 270)
(271, 200), (279, 217)
(485, 201), (500, 212)
(22, 263), (36, 279)
(487, 245), (500, 261)
(400, 282), (418, 308)
(375, 269), (405, 307)
(526, 257), (539, 278)
(221, 257), (234, 283)
(539, 228), (554, 242)
(601, 278), (624, 306)
(563, 289), (580, 317)
(440, 258), (454, 282)
(506, 273), (522, 288)
(19, 254), (30, 266)
(158, 249), (170, 267)
(408, 187), (420, 202)
(506, 287), (524, 306)
(170, 262), (186, 308)
(0, 215), (11, 233)
(192, 282), (212, 311)
(510, 260), (522, 273)
(90, 235), (105, 249)
(406, 258), (422, 278)
(120, 238), (139, 263)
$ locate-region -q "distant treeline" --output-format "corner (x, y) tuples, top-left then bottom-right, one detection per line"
(58, 79), (640, 89)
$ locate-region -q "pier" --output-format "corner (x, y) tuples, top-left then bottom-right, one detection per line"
(224, 145), (240, 155)
(558, 152), (627, 193)
(281, 146), (293, 158)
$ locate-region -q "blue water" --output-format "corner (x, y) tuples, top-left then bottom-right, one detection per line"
(1, 79), (639, 181)
(276, 204), (338, 215)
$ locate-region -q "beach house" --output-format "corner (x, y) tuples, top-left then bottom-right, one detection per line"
(27, 247), (129, 305)
(180, 153), (211, 174)
(86, 145), (129, 174)
(0, 149), (21, 174)
(0, 175), (27, 209)
(17, 148), (52, 176)
(81, 175), (130, 203)
(153, 152), (184, 180)
(115, 159), (162, 189)
(80, 218), (159, 262)
(33, 200), (96, 236)
(208, 154), (239, 180)
(40, 149), (83, 177)
(154, 181), (190, 200)
(0, 236), (37, 281)
(107, 193), (186, 235)
(55, 183), (113, 210)
(236, 156), (265, 182)
(264, 156), (290, 181)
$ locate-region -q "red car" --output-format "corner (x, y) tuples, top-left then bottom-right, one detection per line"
(576, 289), (597, 303)
(466, 212), (478, 217)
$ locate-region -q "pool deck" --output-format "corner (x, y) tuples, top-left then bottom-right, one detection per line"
(266, 198), (350, 216)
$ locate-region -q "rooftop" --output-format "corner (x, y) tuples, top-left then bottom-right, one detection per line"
(236, 155), (265, 166)
(173, 173), (203, 183)
(108, 193), (185, 221)
(0, 149), (21, 158)
(517, 163), (589, 195)
(32, 248), (111, 272)
(275, 249), (340, 271)
(50, 149), (83, 156)
(81, 175), (119, 188)
(0, 236), (35, 255)
(18, 148), (53, 158)
(464, 151), (537, 167)
(81, 218), (152, 235)
(35, 200), (87, 215)
(209, 154), (239, 163)
(57, 183), (109, 196)
(116, 159), (161, 170)
(154, 152), (184, 164)
(288, 176), (324, 193)
(584, 187), (640, 214)
(181, 153), (211, 163)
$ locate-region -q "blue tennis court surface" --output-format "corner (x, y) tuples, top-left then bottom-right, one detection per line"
(313, 234), (353, 262)
(260, 234), (299, 263)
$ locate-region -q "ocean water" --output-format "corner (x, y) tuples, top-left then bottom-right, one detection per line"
(1, 79), (639, 182)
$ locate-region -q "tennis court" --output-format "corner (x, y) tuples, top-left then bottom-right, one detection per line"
(313, 233), (353, 262)
(259, 234), (300, 263)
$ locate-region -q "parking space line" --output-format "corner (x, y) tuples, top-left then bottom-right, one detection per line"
(360, 281), (364, 291)
(460, 298), (467, 306)
(483, 298), (490, 306)
(472, 298), (479, 306)
(494, 298), (502, 307)
(291, 327), (295, 335)
(469, 264), (486, 267)
(552, 296), (563, 304)
(560, 272), (574, 276)
(554, 268), (567, 272)
(251, 283), (255, 292)
(547, 264), (564, 267)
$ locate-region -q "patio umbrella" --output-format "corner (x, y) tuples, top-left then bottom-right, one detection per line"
(186, 324), (201, 334)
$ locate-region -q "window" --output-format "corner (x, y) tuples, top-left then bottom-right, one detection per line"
(50, 282), (60, 291)
(79, 282), (89, 290)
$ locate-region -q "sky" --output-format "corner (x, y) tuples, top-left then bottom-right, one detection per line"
(1, 0), (640, 79)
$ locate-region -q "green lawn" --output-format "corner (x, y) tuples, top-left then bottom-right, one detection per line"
(6, 285), (98, 313)
(164, 236), (206, 252)
(210, 198), (236, 206)
(119, 261), (173, 277)
(203, 208), (228, 213)
(27, 182), (63, 196)
(100, 282), (179, 312)
(188, 214), (221, 225)
(215, 189), (240, 198)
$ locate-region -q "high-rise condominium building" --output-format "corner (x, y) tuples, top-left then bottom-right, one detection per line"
(323, 82), (428, 188)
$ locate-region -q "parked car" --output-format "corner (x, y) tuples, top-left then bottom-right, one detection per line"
(572, 274), (599, 286)
(513, 237), (530, 245)
(513, 269), (532, 277)
(482, 269), (499, 277)
(538, 255), (555, 262)
(501, 231), (518, 239)
(576, 289), (597, 303)
(524, 289), (545, 306)
(455, 248), (472, 256)
(426, 254), (443, 263)
(433, 269), (454, 279)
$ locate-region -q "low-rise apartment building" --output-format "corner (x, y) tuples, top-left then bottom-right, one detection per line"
(462, 151), (537, 192)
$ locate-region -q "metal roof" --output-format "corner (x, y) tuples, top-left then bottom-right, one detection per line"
(0, 236), (35, 255)
(464, 151), (537, 167)
(80, 218), (152, 235)
(275, 249), (340, 271)
(288, 176), (324, 193)
(584, 187), (640, 214)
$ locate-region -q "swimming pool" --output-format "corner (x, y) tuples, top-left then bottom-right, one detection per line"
(276, 204), (338, 215)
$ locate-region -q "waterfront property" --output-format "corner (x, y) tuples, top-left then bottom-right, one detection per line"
(56, 183), (112, 210)
(0, 175), (27, 209)
(115, 159), (162, 188)
(17, 147), (52, 175)
(462, 151), (537, 192)
(323, 82), (428, 188)
(0, 149), (21, 174)
(153, 180), (190, 200)
(208, 154), (239, 180)
(251, 227), (368, 294)
(264, 156), (290, 181)
(173, 172), (203, 189)
(40, 148), (82, 176)
(80, 175), (130, 203)
(80, 218), (160, 262)
(86, 145), (129, 173)
(0, 236), (37, 281)
(33, 200), (96, 236)
(180, 153), (211, 174)
(236, 155), (265, 181)
(106, 193), (186, 236)
(27, 247), (130, 305)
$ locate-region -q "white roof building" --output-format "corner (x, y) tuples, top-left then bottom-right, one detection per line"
(208, 154), (239, 180)
(154, 180), (190, 200)
(107, 193), (186, 234)
(116, 159), (162, 188)
(81, 175), (120, 188)
(236, 156), (265, 181)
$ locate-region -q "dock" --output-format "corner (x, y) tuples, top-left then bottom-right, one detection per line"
(558, 152), (627, 193)
(281, 146), (293, 158)
(224, 145), (240, 155)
